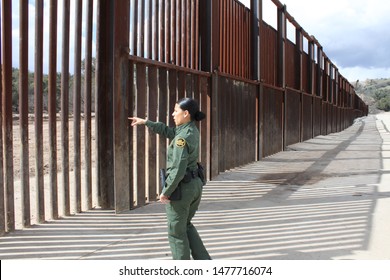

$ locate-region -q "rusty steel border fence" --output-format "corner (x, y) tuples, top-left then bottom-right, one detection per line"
(1, 0), (368, 233)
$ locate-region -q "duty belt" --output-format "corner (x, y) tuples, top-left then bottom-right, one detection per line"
(181, 169), (200, 183)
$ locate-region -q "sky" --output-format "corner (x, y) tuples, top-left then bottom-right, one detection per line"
(8, 0), (96, 75)
(240, 0), (390, 81)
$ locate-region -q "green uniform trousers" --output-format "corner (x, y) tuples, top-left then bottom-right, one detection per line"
(165, 179), (211, 260)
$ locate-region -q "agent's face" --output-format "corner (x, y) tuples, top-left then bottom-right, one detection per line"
(172, 103), (190, 126)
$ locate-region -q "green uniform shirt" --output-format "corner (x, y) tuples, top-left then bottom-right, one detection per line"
(145, 120), (199, 197)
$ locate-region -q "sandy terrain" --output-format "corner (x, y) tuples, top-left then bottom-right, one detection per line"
(8, 114), (98, 227)
(11, 114), (96, 179)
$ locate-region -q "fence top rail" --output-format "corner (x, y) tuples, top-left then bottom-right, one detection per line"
(285, 86), (301, 94)
(302, 91), (315, 98)
(262, 82), (285, 92)
(127, 53), (211, 78)
(216, 71), (260, 85)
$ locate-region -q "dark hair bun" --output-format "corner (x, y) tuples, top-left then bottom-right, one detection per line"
(194, 111), (206, 121)
(177, 97), (206, 122)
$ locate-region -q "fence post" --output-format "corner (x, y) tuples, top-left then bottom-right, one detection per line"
(113, 0), (131, 213)
(211, 72), (219, 178)
(198, 0), (220, 72)
(251, 1), (263, 160)
(251, 0), (261, 81)
(295, 28), (303, 92)
(277, 5), (286, 88)
(258, 83), (264, 160)
(317, 46), (324, 99)
(96, 0), (114, 209)
(199, 0), (219, 178)
(295, 28), (303, 142)
(277, 5), (286, 150)
(308, 39), (315, 95)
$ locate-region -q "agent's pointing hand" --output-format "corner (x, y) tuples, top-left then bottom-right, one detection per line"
(128, 117), (146, 126)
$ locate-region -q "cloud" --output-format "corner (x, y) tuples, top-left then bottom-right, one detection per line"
(327, 27), (390, 69)
(338, 66), (390, 81)
(283, 0), (390, 79)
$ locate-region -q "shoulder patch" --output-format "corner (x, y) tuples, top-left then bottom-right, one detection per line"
(176, 138), (186, 148)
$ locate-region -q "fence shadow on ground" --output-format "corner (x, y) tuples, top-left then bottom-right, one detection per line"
(0, 181), (379, 260)
(0, 115), (387, 260)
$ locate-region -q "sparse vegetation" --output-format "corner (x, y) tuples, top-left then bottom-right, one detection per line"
(10, 58), (96, 113)
(10, 64), (388, 115)
(354, 78), (390, 113)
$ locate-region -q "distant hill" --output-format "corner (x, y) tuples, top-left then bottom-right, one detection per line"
(352, 78), (390, 114)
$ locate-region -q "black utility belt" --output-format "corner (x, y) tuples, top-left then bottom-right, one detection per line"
(159, 169), (199, 188)
(159, 163), (206, 201)
(180, 169), (200, 183)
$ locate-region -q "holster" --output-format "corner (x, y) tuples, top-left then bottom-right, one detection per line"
(159, 168), (181, 201)
(159, 169), (166, 193)
(181, 163), (206, 186)
(197, 162), (206, 186)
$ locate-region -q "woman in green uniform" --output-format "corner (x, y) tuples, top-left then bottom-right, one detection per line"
(129, 98), (211, 260)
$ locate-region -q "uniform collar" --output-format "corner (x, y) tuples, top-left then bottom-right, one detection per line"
(176, 120), (193, 133)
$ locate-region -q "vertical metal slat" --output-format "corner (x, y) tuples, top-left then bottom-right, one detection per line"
(199, 76), (209, 176)
(165, 0), (170, 63)
(34, 0), (45, 223)
(220, 0), (225, 73)
(0, 0), (5, 234)
(168, 69), (177, 127)
(194, 0), (199, 70)
(176, 0), (181, 65)
(148, 0), (153, 59)
(148, 66), (158, 201)
(2, 0), (14, 232)
(132, 0), (138, 56)
(139, 0), (145, 58)
(73, 0), (82, 213)
(170, 0), (176, 64)
(159, 0), (165, 62)
(136, 64), (146, 207)
(157, 68), (167, 191)
(84, 0), (93, 209)
(48, 0), (58, 219)
(181, 0), (185, 67)
(61, 0), (70, 216)
(185, 0), (190, 68)
(153, 0), (159, 60)
(19, 0), (30, 227)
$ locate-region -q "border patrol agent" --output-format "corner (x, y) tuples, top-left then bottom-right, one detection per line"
(129, 98), (211, 260)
